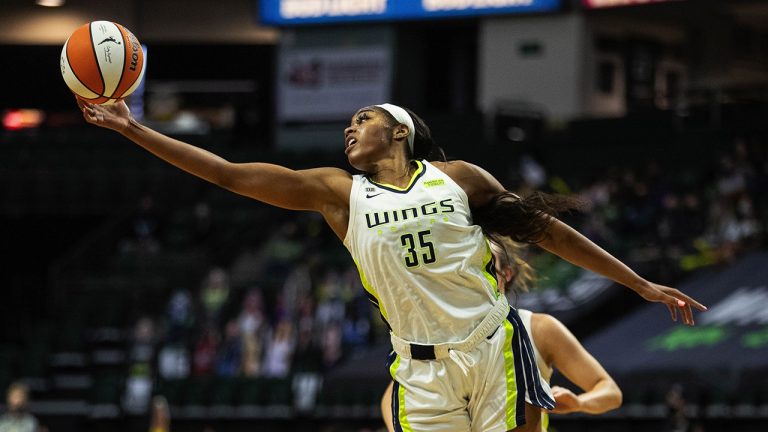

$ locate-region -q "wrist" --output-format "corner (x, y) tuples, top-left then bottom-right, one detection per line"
(122, 116), (141, 135)
(628, 277), (651, 293)
(574, 395), (587, 412)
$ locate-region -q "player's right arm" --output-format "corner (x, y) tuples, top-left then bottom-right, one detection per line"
(532, 313), (622, 415)
(77, 100), (352, 229)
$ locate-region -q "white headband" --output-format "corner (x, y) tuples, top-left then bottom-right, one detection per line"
(376, 103), (415, 154)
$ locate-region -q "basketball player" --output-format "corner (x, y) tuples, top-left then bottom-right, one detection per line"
(381, 239), (623, 432)
(77, 100), (705, 431)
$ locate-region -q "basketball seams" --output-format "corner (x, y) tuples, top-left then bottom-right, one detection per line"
(95, 21), (127, 98)
(111, 24), (144, 100)
(66, 23), (104, 94)
(112, 23), (129, 99)
(88, 22), (107, 98)
(65, 38), (101, 97)
(82, 96), (111, 104)
(120, 52), (146, 100)
(115, 27), (145, 100)
(62, 40), (101, 100)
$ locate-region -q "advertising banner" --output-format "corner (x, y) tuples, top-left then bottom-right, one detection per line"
(583, 252), (768, 379)
(260, 0), (561, 26)
(277, 46), (392, 122)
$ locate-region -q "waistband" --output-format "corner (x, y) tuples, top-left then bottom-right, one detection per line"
(390, 295), (510, 361)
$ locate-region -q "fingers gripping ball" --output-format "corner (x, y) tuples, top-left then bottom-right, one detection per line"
(60, 21), (145, 105)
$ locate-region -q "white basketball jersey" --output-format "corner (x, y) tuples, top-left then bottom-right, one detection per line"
(343, 160), (499, 344)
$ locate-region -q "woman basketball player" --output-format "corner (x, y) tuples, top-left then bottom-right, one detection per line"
(77, 100), (704, 431)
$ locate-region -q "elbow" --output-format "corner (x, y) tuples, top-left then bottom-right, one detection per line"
(590, 379), (623, 414)
(212, 160), (237, 190)
(610, 382), (623, 410)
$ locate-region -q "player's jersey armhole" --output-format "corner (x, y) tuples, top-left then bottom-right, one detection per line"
(343, 175), (362, 248)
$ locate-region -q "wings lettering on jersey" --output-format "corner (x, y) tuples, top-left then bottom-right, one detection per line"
(364, 199), (455, 229)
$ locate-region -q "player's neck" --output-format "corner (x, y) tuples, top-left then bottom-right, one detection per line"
(370, 158), (416, 188)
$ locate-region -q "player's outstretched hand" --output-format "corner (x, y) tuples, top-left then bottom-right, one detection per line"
(76, 97), (132, 133)
(635, 281), (707, 326)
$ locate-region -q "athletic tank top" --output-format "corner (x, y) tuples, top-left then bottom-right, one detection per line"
(343, 160), (499, 344)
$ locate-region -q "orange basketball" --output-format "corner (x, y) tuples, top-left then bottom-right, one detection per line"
(60, 21), (146, 105)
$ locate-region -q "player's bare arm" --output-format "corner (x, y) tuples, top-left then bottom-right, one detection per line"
(535, 220), (705, 324)
(78, 99), (353, 238)
(533, 313), (622, 415)
(437, 160), (706, 324)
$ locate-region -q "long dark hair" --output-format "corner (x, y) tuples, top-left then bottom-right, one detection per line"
(475, 191), (584, 244)
(375, 105), (580, 243)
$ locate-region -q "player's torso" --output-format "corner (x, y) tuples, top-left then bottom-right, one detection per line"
(344, 160), (499, 344)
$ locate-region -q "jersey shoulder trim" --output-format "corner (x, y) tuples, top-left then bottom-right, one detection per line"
(365, 160), (426, 194)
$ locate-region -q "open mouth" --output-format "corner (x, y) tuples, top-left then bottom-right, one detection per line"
(345, 137), (357, 153)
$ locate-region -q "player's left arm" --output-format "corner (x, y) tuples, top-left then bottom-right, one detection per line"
(535, 218), (706, 325)
(533, 313), (622, 415)
(441, 160), (706, 325)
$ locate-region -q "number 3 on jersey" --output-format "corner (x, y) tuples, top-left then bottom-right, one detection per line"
(400, 230), (436, 268)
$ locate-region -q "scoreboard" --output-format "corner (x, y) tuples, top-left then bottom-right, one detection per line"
(259, 0), (562, 26)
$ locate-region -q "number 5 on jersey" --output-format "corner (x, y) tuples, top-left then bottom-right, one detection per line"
(400, 230), (436, 268)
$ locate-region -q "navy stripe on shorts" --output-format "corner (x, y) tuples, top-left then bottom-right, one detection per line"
(392, 381), (403, 432)
(507, 308), (556, 413)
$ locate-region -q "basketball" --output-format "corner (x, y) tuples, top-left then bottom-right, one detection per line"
(60, 21), (145, 105)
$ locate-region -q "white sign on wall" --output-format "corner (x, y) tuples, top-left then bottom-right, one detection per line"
(277, 46), (392, 122)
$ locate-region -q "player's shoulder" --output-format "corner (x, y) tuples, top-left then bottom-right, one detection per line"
(431, 160), (504, 206)
(529, 313), (569, 362)
(430, 160), (496, 189)
(531, 312), (560, 325)
(430, 159), (478, 176)
(531, 313), (566, 338)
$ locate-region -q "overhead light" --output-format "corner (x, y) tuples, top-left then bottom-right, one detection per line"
(36, 0), (66, 7)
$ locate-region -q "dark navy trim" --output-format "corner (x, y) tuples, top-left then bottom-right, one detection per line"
(385, 350), (397, 368)
(508, 309), (556, 411)
(392, 381), (404, 432)
(380, 312), (392, 332)
(486, 255), (497, 282)
(363, 291), (380, 306)
(508, 310), (528, 427)
(363, 292), (392, 331)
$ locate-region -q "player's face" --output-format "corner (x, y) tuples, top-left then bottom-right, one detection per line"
(344, 107), (394, 171)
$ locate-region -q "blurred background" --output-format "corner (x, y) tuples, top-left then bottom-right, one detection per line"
(1, 0), (767, 431)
